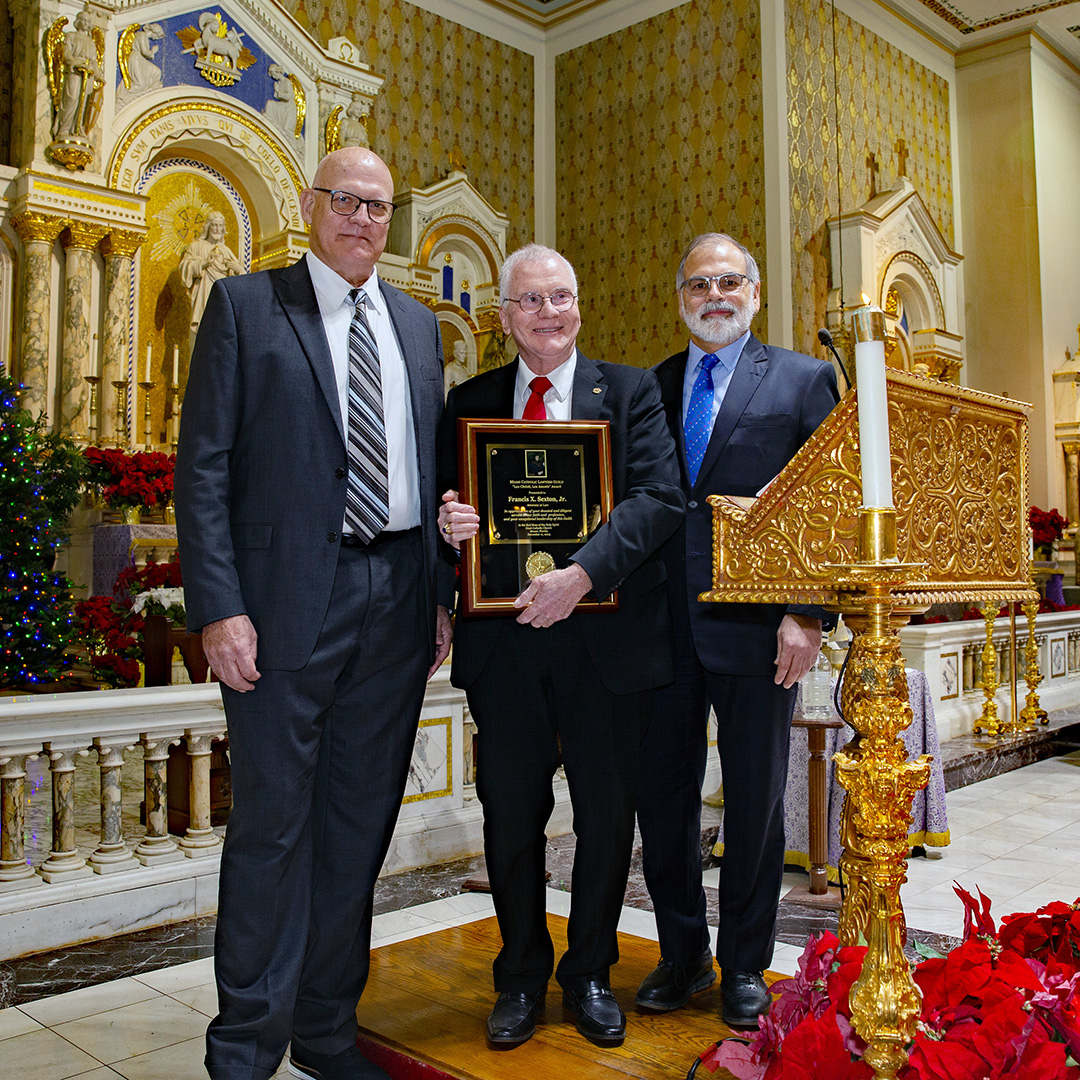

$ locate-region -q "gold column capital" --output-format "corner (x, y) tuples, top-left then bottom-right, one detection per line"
(1062, 442), (1080, 456)
(100, 228), (147, 260)
(62, 221), (111, 252)
(11, 210), (69, 245)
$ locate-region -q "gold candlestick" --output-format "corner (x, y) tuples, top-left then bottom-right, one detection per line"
(1018, 593), (1047, 727)
(139, 380), (155, 451)
(111, 380), (129, 448)
(83, 375), (101, 446)
(974, 602), (1001, 736)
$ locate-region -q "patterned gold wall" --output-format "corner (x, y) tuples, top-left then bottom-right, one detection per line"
(277, 0), (534, 252)
(0, 0), (11, 167)
(787, 0), (953, 356)
(556, 0), (767, 369)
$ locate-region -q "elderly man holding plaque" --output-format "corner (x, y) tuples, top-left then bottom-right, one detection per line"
(437, 244), (684, 1049)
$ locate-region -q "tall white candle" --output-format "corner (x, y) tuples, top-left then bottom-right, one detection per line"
(852, 299), (893, 508)
(145, 343), (152, 383)
(172, 345), (179, 385)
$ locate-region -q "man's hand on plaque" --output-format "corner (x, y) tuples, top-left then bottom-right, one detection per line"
(514, 562), (592, 628)
(439, 489), (480, 551)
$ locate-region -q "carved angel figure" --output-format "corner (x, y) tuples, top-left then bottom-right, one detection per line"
(263, 64), (298, 139)
(46, 11), (105, 139)
(338, 94), (372, 149)
(117, 23), (164, 109)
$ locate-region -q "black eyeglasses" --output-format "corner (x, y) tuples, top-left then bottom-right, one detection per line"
(680, 274), (751, 296)
(312, 188), (396, 223)
(502, 290), (577, 314)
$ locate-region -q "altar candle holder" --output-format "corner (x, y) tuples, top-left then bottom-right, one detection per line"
(139, 380), (155, 452)
(111, 380), (130, 448)
(168, 381), (180, 453)
(83, 375), (101, 446)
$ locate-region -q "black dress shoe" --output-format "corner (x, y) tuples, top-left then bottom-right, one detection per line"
(288, 1043), (390, 1079)
(562, 979), (626, 1045)
(486, 990), (545, 1047)
(635, 950), (716, 1011)
(720, 969), (772, 1028)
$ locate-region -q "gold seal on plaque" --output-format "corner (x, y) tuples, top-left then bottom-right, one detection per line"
(525, 551), (556, 579)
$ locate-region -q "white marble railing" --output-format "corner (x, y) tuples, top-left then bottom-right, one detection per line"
(901, 609), (1080, 740)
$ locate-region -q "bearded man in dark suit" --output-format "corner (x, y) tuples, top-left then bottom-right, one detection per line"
(633, 233), (839, 1028)
(175, 147), (453, 1080)
(437, 244), (684, 1051)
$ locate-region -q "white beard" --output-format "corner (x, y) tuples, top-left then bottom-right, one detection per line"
(680, 298), (754, 348)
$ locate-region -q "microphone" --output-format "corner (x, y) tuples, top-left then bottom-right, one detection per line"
(818, 327), (851, 390)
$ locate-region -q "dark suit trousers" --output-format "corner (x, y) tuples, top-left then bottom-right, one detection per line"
(638, 641), (796, 972)
(206, 532), (428, 1080)
(465, 617), (648, 995)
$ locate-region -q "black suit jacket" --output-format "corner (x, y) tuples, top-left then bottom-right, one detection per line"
(438, 353), (685, 695)
(653, 334), (840, 677)
(175, 256), (450, 670)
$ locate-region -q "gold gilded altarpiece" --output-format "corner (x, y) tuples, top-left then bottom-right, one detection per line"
(702, 368), (1035, 1079)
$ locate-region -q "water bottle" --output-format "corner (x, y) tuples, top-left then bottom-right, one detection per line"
(800, 649), (835, 720)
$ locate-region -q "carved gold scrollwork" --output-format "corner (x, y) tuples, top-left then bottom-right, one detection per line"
(11, 211), (70, 245)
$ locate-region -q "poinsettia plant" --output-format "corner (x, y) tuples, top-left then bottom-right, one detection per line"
(73, 595), (145, 688)
(1030, 506), (1068, 549)
(699, 886), (1080, 1079)
(115, 555), (185, 623)
(83, 447), (175, 510)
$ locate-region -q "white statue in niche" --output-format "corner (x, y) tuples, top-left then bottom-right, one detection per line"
(264, 64), (302, 144)
(117, 23), (164, 110)
(180, 212), (244, 343)
(48, 11), (104, 139)
(444, 339), (471, 395)
(338, 94), (373, 148)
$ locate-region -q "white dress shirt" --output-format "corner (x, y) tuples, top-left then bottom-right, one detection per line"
(306, 251), (420, 531)
(513, 351), (577, 420)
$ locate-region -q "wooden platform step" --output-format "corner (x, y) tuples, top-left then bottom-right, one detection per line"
(355, 914), (776, 1080)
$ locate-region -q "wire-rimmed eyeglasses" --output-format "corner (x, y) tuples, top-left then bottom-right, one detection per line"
(679, 274), (751, 297)
(502, 290), (578, 314)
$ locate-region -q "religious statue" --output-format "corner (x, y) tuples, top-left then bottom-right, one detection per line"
(444, 338), (471, 394)
(116, 23), (165, 110)
(45, 11), (105, 168)
(338, 94), (373, 148)
(179, 212), (244, 343)
(263, 65), (304, 144)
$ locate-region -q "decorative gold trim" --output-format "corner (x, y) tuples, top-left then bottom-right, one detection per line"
(913, 0), (1075, 34)
(287, 73), (305, 139)
(62, 221), (109, 251)
(31, 180), (145, 212)
(879, 250), (946, 328)
(100, 229), (147, 260)
(108, 101), (305, 200)
(11, 210), (69, 245)
(118, 24), (138, 89)
(400, 716), (454, 803)
(418, 220), (501, 282)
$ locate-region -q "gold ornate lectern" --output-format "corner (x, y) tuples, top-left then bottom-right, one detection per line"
(702, 368), (1036, 1078)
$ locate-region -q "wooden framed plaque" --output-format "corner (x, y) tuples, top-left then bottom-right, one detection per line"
(457, 418), (617, 616)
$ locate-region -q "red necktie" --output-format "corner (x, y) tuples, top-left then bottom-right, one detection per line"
(523, 376), (552, 421)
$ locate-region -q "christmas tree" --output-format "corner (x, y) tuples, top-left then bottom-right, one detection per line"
(0, 367), (86, 689)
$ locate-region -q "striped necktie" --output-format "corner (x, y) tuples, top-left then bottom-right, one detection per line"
(684, 353), (719, 487)
(344, 288), (389, 543)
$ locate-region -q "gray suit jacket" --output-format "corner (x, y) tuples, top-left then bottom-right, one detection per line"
(175, 255), (450, 670)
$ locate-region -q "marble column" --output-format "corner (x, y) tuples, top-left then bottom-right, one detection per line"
(38, 745), (93, 883)
(136, 735), (183, 865)
(60, 222), (109, 441)
(100, 230), (146, 446)
(89, 739), (137, 873)
(178, 732), (223, 857)
(0, 752), (42, 891)
(11, 211), (69, 419)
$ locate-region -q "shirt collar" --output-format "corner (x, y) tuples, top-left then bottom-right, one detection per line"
(306, 251), (384, 316)
(688, 330), (750, 373)
(515, 350), (577, 403)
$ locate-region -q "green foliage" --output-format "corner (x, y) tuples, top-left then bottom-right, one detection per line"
(0, 367), (88, 688)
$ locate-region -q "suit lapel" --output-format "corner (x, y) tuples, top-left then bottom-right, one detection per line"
(571, 351), (606, 419)
(694, 334), (769, 493)
(274, 257), (344, 446)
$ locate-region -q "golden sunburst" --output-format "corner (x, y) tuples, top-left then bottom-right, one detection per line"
(150, 178), (213, 261)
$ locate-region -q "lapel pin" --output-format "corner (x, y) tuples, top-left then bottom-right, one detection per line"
(592, 387), (601, 394)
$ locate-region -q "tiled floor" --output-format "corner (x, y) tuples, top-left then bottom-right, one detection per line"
(5, 751), (1080, 1080)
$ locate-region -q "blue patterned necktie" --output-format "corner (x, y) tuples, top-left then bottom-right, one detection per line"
(684, 353), (719, 487)
(344, 288), (389, 542)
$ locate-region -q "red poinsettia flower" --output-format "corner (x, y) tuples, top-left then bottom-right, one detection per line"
(1000, 899), (1080, 965)
(766, 1006), (872, 1079)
